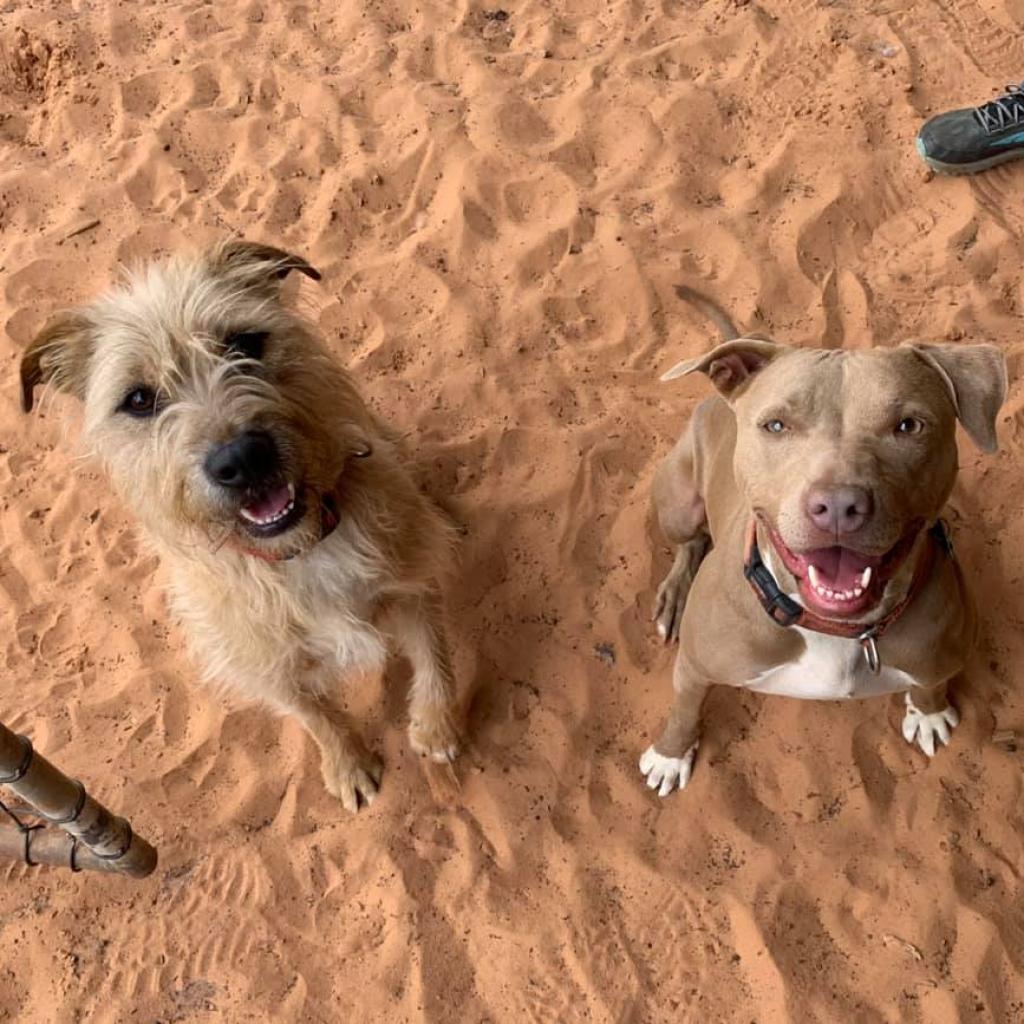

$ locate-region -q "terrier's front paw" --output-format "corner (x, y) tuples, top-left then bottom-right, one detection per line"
(901, 696), (959, 758)
(639, 742), (698, 797)
(323, 750), (384, 812)
(409, 705), (460, 764)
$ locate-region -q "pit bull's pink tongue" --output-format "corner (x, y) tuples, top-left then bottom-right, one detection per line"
(807, 546), (875, 590)
(242, 483), (291, 522)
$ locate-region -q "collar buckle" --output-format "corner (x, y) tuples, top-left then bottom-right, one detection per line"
(744, 558), (803, 628)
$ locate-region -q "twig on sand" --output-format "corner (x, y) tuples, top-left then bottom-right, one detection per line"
(992, 729), (1018, 753)
(882, 934), (924, 962)
(59, 218), (101, 243)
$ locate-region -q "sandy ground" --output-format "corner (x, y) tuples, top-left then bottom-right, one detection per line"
(2, 1), (1024, 1021)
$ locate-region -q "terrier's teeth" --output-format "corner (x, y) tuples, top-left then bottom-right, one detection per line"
(860, 567), (872, 588)
(808, 565), (822, 588)
(240, 488), (296, 526)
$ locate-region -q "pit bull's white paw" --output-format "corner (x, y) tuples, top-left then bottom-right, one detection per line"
(639, 742), (698, 797)
(901, 695), (959, 758)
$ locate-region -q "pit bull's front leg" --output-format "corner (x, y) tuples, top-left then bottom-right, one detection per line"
(651, 416), (711, 643)
(640, 653), (711, 796)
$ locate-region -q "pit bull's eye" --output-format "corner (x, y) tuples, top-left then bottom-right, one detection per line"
(119, 387), (159, 418)
(896, 417), (924, 435)
(762, 419), (787, 434)
(224, 331), (269, 361)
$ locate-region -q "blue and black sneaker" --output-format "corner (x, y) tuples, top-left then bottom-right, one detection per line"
(916, 82), (1024, 175)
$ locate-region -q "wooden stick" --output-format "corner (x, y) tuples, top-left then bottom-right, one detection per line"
(0, 721), (157, 878)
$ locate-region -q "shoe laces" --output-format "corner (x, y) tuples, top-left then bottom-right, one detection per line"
(974, 82), (1024, 132)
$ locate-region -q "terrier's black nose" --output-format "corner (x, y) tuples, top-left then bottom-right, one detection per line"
(204, 430), (280, 490)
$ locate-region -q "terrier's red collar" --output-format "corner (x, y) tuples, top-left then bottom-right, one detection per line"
(742, 518), (953, 673)
(228, 489), (341, 563)
(225, 443), (372, 564)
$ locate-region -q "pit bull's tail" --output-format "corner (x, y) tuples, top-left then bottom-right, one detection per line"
(674, 285), (740, 342)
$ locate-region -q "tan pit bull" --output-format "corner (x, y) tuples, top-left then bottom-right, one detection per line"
(639, 287), (1008, 797)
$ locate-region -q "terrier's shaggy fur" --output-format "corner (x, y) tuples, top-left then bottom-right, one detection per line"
(20, 240), (460, 811)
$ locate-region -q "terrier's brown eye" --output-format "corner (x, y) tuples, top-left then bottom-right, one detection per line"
(225, 330), (269, 361)
(763, 418), (787, 434)
(896, 417), (924, 435)
(120, 387), (158, 418)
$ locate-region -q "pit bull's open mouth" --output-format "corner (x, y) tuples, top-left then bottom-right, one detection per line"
(238, 481), (305, 538)
(765, 523), (922, 619)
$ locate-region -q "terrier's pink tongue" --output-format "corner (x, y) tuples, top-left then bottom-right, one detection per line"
(242, 483), (291, 520)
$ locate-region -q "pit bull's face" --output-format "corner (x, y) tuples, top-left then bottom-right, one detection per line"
(664, 339), (1006, 622)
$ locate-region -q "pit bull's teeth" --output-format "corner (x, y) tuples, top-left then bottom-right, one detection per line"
(808, 563), (871, 603)
(809, 581), (865, 603)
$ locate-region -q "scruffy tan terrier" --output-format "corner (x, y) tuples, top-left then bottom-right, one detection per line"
(20, 240), (460, 811)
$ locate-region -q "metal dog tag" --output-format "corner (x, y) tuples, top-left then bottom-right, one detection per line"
(859, 631), (881, 675)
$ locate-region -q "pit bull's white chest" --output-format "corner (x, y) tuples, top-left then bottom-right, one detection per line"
(747, 626), (917, 700)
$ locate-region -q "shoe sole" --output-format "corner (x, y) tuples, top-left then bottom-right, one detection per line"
(916, 136), (1024, 175)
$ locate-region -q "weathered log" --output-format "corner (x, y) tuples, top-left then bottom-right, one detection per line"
(0, 721), (157, 878)
(0, 820), (156, 875)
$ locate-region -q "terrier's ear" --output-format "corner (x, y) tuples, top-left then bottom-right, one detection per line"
(906, 342), (1008, 453)
(661, 338), (787, 399)
(211, 239), (322, 286)
(339, 423), (374, 460)
(20, 311), (92, 413)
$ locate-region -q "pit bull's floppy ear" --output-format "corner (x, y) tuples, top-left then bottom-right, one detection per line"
(661, 338), (785, 397)
(19, 312), (92, 413)
(213, 239), (322, 285)
(908, 342), (1008, 453)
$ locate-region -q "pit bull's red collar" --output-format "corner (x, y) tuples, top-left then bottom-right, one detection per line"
(743, 518), (954, 673)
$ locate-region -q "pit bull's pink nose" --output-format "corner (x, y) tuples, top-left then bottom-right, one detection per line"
(805, 485), (873, 536)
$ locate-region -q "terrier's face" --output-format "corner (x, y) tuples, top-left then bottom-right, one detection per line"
(21, 241), (374, 558)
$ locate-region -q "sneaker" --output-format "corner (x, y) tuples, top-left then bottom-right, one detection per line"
(916, 82), (1024, 175)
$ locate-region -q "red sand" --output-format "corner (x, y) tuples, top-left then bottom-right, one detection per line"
(2, 1), (1023, 1021)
